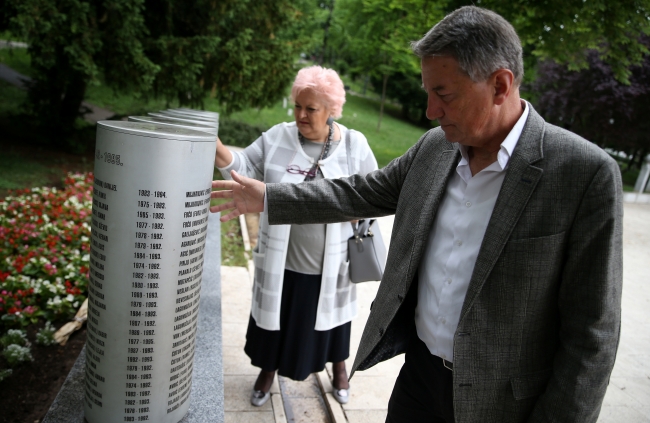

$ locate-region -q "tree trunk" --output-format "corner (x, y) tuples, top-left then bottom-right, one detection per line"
(319, 0), (336, 65)
(626, 148), (639, 171)
(377, 73), (389, 131)
(59, 71), (88, 135)
(638, 148), (649, 168)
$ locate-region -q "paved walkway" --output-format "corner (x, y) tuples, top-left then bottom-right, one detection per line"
(223, 203), (650, 422)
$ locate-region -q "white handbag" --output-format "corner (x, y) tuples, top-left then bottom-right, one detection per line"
(344, 130), (387, 283)
(348, 219), (387, 283)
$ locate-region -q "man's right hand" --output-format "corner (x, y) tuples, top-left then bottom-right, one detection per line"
(210, 170), (265, 222)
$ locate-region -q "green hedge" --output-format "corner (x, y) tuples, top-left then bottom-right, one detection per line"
(218, 118), (268, 148)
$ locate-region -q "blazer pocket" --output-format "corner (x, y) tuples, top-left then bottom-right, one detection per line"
(498, 231), (567, 279)
(510, 368), (552, 400)
(506, 230), (567, 244)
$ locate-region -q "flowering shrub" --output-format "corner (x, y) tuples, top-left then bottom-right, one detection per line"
(0, 329), (32, 367)
(0, 173), (92, 330)
(0, 329), (28, 348)
(2, 344), (33, 366)
(35, 321), (57, 346)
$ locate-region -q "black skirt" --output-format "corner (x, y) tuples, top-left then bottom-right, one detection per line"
(244, 269), (351, 381)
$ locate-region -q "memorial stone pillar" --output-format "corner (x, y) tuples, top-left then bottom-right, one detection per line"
(85, 121), (216, 423)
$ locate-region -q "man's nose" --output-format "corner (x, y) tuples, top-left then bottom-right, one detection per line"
(426, 96), (443, 121)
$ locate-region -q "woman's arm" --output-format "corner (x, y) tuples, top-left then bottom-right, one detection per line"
(214, 137), (234, 168)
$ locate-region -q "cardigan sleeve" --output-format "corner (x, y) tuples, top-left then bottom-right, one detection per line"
(217, 132), (267, 182)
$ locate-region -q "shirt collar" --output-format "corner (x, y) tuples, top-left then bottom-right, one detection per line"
(458, 100), (530, 172)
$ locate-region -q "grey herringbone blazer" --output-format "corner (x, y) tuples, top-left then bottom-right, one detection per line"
(267, 106), (623, 423)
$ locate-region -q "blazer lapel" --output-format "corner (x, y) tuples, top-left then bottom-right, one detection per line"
(403, 143), (459, 295)
(459, 107), (546, 321)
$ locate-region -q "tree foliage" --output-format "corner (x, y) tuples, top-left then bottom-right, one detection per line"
(327, 0), (650, 130)
(447, 0), (650, 84)
(2, 0), (314, 142)
(6, 0), (158, 139)
(330, 0), (444, 129)
(530, 37), (650, 164)
(142, 0), (315, 112)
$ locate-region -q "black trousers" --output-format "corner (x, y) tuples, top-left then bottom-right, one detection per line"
(386, 334), (455, 423)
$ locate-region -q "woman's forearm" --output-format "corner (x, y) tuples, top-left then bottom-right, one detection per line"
(215, 137), (234, 168)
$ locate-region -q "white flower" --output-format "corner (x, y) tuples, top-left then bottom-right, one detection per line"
(81, 236), (89, 242)
(66, 294), (74, 302)
(47, 295), (62, 306)
(81, 254), (89, 262)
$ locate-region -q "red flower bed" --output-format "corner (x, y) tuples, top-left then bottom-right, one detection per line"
(0, 173), (92, 329)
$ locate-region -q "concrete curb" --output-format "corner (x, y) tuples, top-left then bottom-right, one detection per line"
(317, 370), (348, 423)
(271, 377), (288, 423)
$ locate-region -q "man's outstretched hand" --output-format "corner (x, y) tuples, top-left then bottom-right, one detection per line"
(210, 171), (266, 222)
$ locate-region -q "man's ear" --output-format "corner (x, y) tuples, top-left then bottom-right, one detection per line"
(492, 69), (515, 106)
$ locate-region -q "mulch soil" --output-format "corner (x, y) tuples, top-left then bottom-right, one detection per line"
(0, 324), (87, 423)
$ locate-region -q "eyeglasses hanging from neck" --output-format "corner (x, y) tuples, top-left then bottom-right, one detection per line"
(289, 116), (335, 182)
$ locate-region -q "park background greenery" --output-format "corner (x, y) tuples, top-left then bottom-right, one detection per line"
(0, 0), (649, 380)
(0, 0), (648, 177)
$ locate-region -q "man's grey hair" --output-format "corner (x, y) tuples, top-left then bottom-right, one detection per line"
(411, 6), (524, 86)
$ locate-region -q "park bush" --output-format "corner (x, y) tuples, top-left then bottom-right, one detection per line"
(218, 118), (269, 148)
(0, 173), (92, 331)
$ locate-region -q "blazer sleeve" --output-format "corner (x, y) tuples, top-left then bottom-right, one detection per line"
(529, 158), (623, 422)
(267, 130), (430, 224)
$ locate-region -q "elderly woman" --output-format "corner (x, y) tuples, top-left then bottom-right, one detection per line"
(215, 66), (378, 406)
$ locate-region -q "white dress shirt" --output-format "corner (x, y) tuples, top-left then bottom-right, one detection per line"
(415, 101), (530, 362)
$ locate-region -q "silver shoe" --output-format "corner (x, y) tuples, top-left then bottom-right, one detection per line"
(332, 387), (350, 404)
(250, 389), (270, 407)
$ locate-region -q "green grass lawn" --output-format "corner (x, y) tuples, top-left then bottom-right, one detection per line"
(0, 151), (60, 191)
(0, 43), (425, 168)
(0, 47), (31, 77)
(3, 47), (641, 202)
(84, 83), (179, 117)
(0, 79), (27, 115)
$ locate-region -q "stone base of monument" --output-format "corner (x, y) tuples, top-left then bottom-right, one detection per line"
(42, 212), (224, 423)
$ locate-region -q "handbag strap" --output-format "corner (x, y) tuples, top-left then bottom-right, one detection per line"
(346, 128), (353, 175)
(347, 129), (358, 238)
(350, 220), (362, 243)
(350, 219), (374, 239)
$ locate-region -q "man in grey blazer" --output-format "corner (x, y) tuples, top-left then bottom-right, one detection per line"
(211, 6), (623, 423)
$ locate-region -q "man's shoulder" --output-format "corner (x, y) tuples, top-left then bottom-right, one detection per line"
(417, 127), (455, 152)
(523, 107), (615, 169)
(541, 121), (615, 167)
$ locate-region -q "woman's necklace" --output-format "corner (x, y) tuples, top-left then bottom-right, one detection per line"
(298, 117), (334, 182)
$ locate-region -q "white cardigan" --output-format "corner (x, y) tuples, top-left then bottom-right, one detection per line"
(219, 121), (378, 331)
